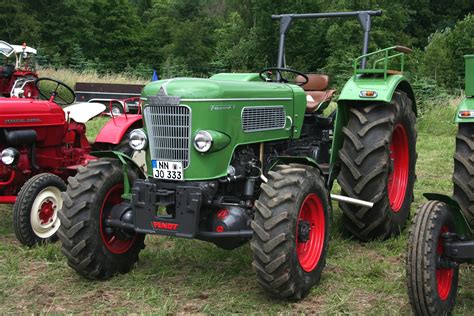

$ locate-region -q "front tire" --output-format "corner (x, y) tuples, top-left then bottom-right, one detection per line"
(13, 173), (66, 247)
(453, 123), (474, 226)
(57, 158), (144, 279)
(337, 90), (417, 240)
(250, 164), (330, 299)
(406, 201), (459, 315)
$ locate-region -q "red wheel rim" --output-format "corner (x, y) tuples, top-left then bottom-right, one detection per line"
(99, 184), (136, 254)
(296, 193), (325, 272)
(38, 200), (55, 224)
(387, 124), (409, 212)
(436, 226), (454, 301)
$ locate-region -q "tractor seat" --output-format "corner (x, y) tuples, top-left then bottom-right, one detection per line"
(296, 74), (336, 113)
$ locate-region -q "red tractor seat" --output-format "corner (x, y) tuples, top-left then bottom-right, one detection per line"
(296, 74), (336, 113)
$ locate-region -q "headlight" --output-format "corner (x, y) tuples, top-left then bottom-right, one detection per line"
(129, 129), (148, 151)
(1, 148), (19, 165)
(193, 131), (213, 153)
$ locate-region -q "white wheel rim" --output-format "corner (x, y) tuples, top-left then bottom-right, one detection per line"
(112, 107), (121, 116)
(30, 186), (62, 238)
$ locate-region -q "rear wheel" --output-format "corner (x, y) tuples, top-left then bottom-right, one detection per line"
(111, 103), (124, 116)
(337, 90), (417, 240)
(453, 123), (474, 226)
(13, 173), (66, 247)
(57, 158), (144, 279)
(406, 201), (459, 315)
(250, 164), (329, 299)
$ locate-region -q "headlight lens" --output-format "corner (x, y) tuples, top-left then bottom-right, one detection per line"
(193, 131), (213, 153)
(1, 148), (19, 165)
(129, 129), (148, 151)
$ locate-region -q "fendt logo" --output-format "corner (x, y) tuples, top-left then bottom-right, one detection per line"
(152, 221), (179, 231)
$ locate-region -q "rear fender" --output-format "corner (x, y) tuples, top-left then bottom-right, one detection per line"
(454, 97), (474, 123)
(94, 114), (142, 145)
(424, 193), (473, 237)
(337, 74), (417, 115)
(91, 150), (145, 198)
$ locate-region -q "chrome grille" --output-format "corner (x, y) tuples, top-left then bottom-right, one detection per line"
(241, 106), (286, 132)
(144, 96), (191, 168)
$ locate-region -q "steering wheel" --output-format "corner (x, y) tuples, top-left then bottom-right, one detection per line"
(35, 77), (76, 106)
(258, 67), (309, 86)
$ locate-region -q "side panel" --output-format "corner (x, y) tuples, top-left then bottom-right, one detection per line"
(94, 114), (142, 145)
(454, 97), (474, 123)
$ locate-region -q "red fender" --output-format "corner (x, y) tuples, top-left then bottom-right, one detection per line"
(94, 114), (142, 145)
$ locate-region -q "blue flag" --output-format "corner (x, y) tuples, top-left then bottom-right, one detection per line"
(152, 69), (159, 81)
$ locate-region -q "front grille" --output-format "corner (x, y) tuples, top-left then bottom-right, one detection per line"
(241, 106), (286, 132)
(144, 96), (191, 168)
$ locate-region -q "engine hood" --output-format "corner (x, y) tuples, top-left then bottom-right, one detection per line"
(141, 77), (295, 101)
(0, 98), (65, 127)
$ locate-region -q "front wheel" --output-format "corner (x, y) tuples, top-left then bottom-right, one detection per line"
(406, 201), (459, 315)
(13, 173), (66, 247)
(337, 90), (417, 240)
(57, 158), (145, 279)
(250, 164), (330, 300)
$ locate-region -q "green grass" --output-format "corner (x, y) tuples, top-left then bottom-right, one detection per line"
(1, 103), (473, 313)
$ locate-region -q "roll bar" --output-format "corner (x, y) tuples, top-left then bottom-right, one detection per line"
(272, 10), (383, 70)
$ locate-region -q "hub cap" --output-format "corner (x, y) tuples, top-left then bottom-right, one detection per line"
(436, 226), (454, 301)
(99, 184), (135, 254)
(296, 193), (325, 272)
(30, 186), (62, 238)
(387, 124), (409, 212)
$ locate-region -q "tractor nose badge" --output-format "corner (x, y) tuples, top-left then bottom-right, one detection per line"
(298, 220), (312, 243)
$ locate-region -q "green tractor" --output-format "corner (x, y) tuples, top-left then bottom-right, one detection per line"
(406, 55), (474, 315)
(58, 10), (417, 299)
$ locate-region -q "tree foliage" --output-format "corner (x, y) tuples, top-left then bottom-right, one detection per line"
(0, 0), (472, 88)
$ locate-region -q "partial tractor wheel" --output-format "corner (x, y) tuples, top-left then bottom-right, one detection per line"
(406, 201), (459, 315)
(111, 103), (124, 116)
(13, 173), (66, 247)
(337, 90), (417, 240)
(57, 158), (144, 279)
(453, 123), (474, 226)
(250, 163), (330, 300)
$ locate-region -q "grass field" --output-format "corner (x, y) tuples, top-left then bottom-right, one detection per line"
(1, 99), (473, 314)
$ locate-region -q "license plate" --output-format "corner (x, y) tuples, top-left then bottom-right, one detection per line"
(151, 160), (184, 181)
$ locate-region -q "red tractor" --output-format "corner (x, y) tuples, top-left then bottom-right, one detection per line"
(0, 41), (38, 99)
(0, 73), (142, 247)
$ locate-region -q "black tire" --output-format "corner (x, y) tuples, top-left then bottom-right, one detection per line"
(250, 164), (330, 300)
(13, 173), (66, 247)
(337, 90), (417, 240)
(57, 158), (145, 279)
(453, 123), (474, 226)
(406, 201), (459, 315)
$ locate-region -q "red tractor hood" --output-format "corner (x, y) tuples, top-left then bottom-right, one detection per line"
(0, 98), (65, 127)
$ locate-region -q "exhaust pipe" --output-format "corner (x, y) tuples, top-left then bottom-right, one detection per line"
(330, 194), (374, 208)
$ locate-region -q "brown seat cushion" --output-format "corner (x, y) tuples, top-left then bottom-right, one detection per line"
(305, 90), (336, 112)
(296, 74), (329, 91)
(295, 74), (335, 113)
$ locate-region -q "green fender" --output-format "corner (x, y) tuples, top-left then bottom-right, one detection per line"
(337, 74), (417, 115)
(91, 150), (145, 199)
(423, 193), (473, 238)
(454, 97), (474, 123)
